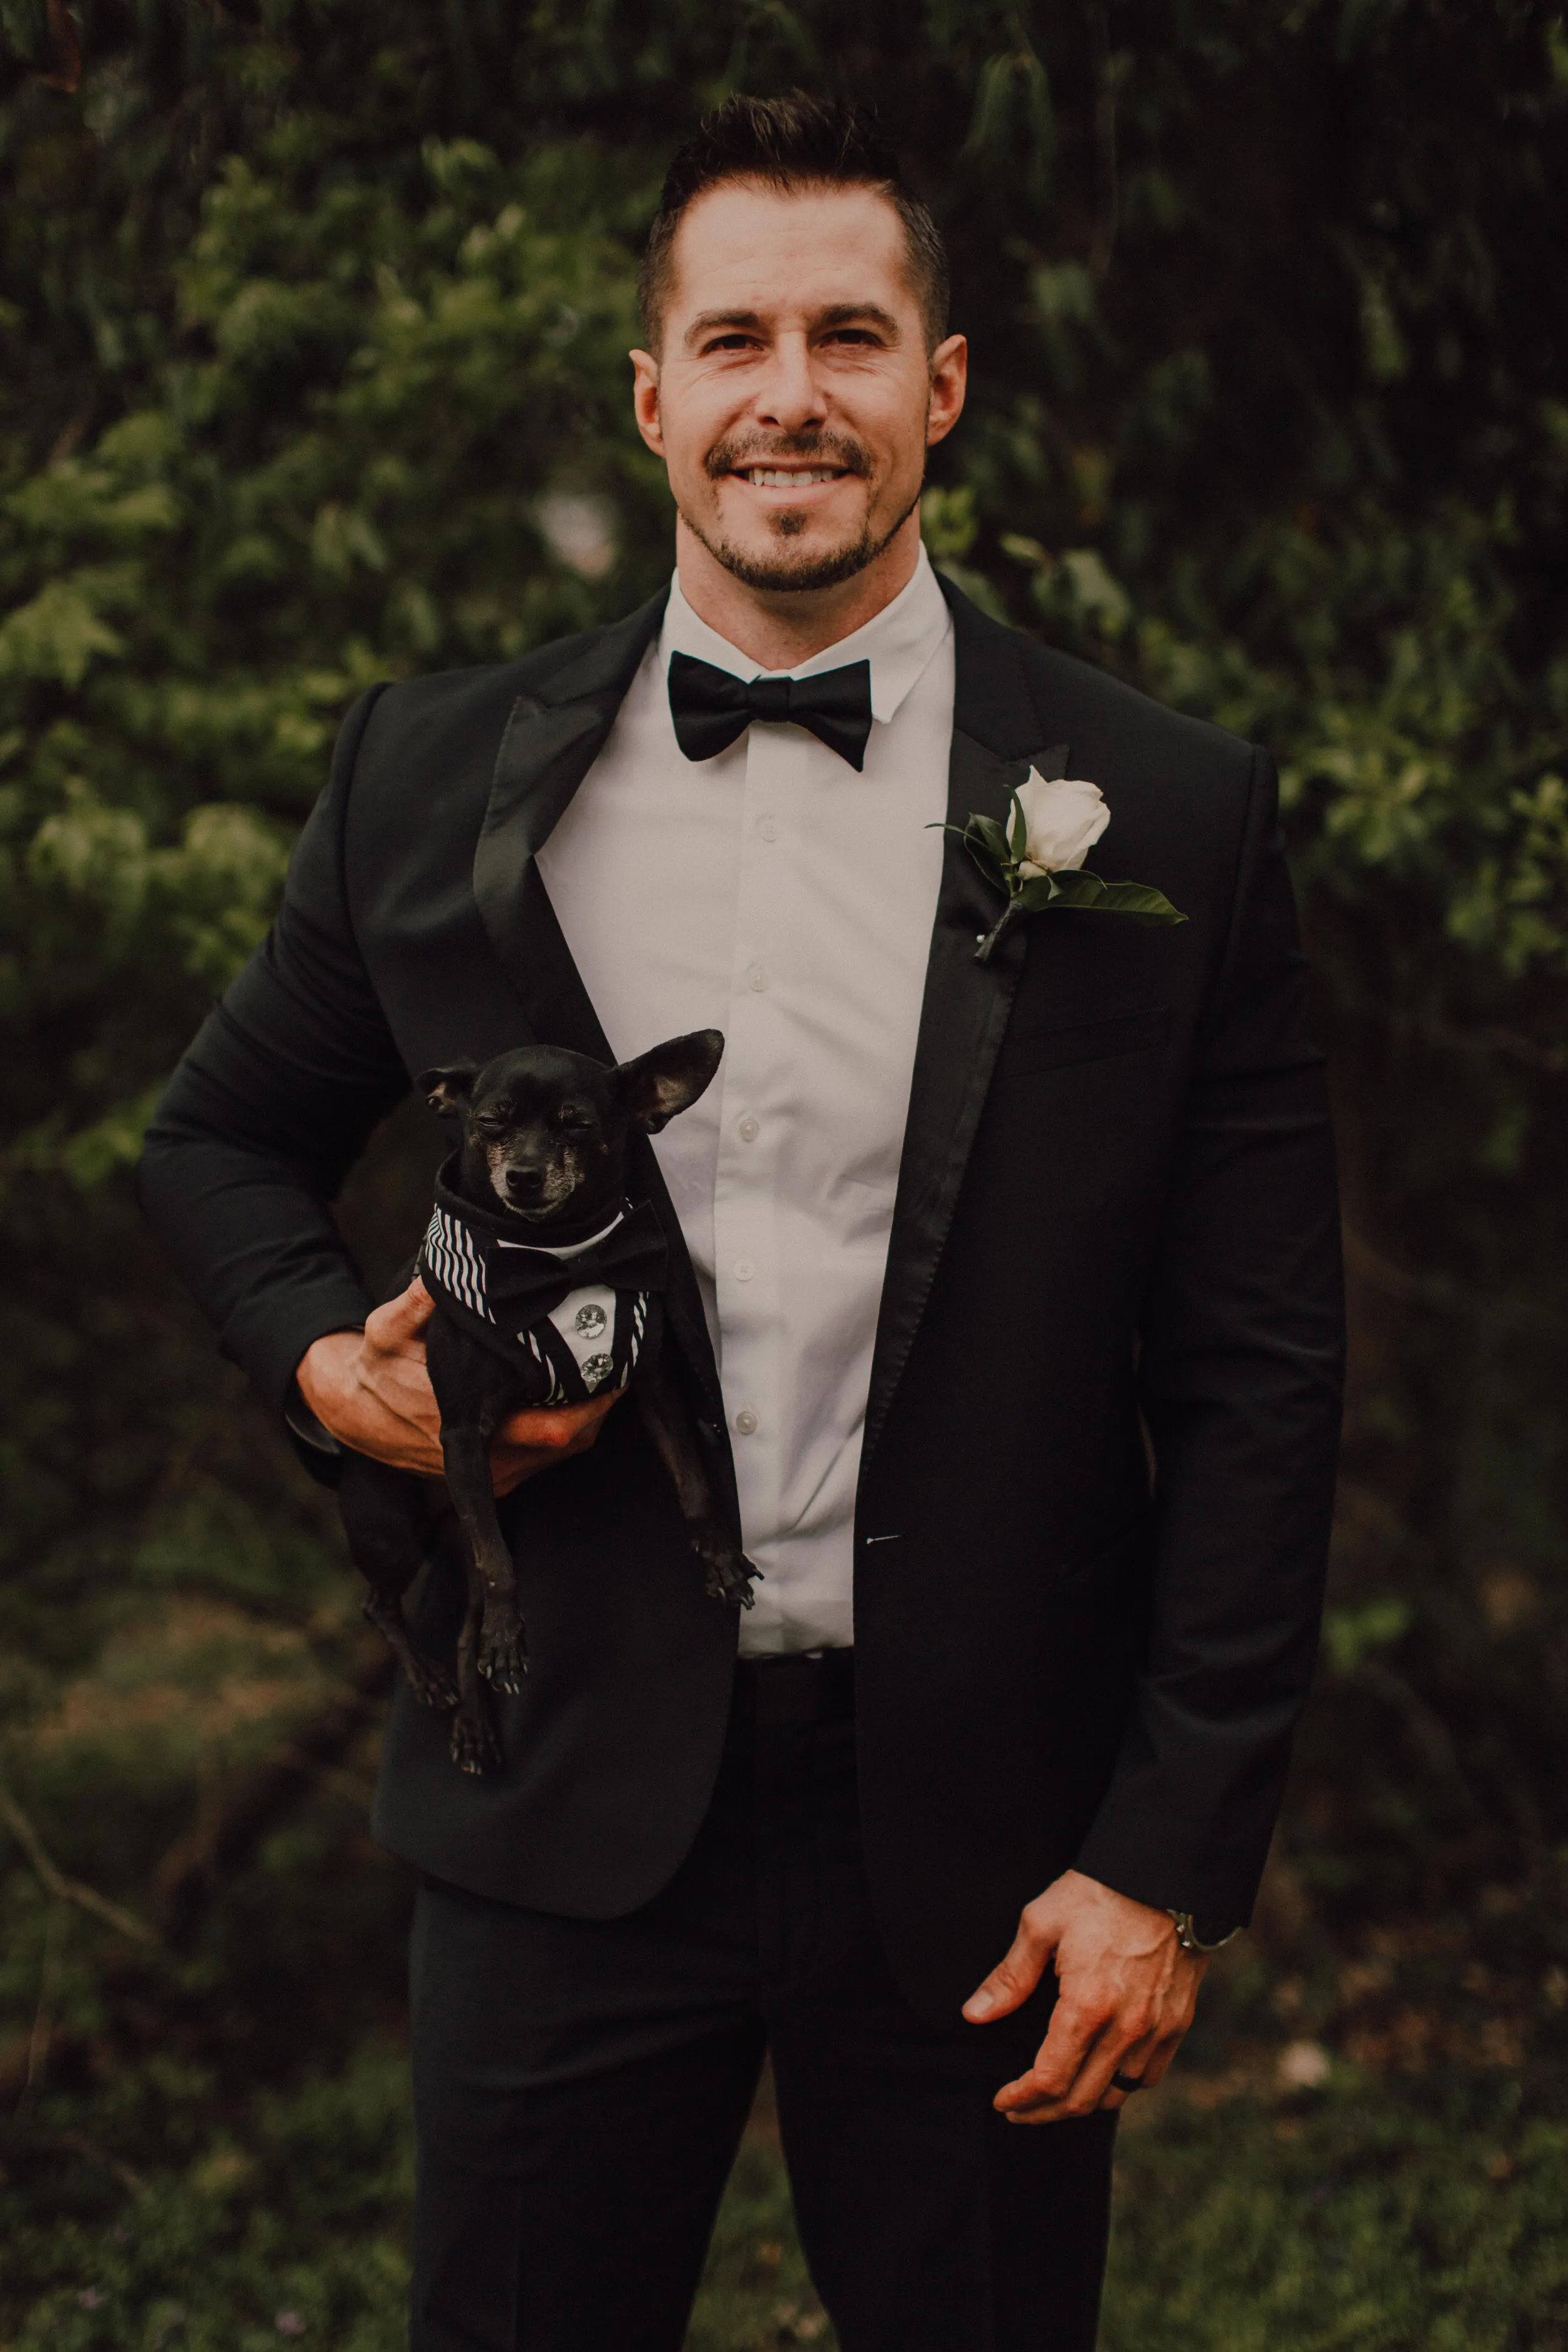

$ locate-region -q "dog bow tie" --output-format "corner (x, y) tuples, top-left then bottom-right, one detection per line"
(424, 1182), (670, 1332)
(667, 650), (874, 772)
(485, 1200), (669, 1325)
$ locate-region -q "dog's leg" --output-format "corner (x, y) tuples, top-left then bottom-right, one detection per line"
(361, 1586), (458, 1710)
(449, 1546), (500, 1776)
(439, 1423), (529, 1693)
(336, 1454), (457, 1708)
(634, 1364), (758, 1608)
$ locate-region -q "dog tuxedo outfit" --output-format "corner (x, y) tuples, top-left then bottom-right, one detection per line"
(418, 1171), (669, 1407)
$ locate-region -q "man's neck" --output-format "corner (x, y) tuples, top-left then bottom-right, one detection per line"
(673, 509), (923, 670)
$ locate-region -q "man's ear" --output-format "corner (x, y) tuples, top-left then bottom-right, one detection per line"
(617, 1030), (724, 1133)
(418, 1062), (478, 1116)
(629, 347), (664, 457)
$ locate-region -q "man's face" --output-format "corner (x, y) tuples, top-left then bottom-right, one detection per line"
(631, 180), (966, 594)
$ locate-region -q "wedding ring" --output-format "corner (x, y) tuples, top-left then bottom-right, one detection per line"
(1110, 2070), (1145, 2095)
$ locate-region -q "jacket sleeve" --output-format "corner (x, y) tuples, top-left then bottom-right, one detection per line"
(1073, 746), (1345, 1927)
(137, 686), (412, 1450)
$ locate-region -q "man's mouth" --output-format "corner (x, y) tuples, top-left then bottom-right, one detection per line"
(736, 466), (848, 488)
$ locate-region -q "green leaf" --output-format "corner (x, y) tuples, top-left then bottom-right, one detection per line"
(962, 835), (1009, 896)
(1007, 790), (1028, 862)
(1047, 871), (1188, 924)
(1015, 874), (1062, 911)
(967, 812), (1011, 863)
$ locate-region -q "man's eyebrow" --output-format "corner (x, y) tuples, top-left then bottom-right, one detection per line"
(682, 302), (904, 348)
(683, 309), (765, 348)
(816, 303), (903, 338)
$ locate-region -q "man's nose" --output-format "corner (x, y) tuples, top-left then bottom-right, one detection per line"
(754, 332), (827, 433)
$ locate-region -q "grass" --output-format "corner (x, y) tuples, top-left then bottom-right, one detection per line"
(5, 2035), (1567, 2351)
(1101, 2069), (1568, 2352)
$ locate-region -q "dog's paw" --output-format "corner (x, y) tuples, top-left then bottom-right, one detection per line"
(701, 1543), (761, 1610)
(450, 1704), (501, 1776)
(478, 1619), (529, 1695)
(405, 1653), (458, 1710)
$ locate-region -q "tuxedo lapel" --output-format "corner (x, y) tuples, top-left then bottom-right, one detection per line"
(861, 583), (1066, 1471)
(470, 589), (733, 1451)
(474, 591), (667, 1060)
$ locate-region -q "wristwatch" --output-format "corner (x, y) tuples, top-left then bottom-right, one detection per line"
(1165, 1909), (1241, 1954)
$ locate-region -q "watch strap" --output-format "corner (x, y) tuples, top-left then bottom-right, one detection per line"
(1165, 1909), (1241, 1954)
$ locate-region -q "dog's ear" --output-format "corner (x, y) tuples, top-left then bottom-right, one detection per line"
(616, 1030), (724, 1133)
(419, 1062), (479, 1116)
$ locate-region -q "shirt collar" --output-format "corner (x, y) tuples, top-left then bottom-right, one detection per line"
(496, 1205), (628, 1261)
(660, 541), (951, 728)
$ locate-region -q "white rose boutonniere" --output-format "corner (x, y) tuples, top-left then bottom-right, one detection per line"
(934, 768), (1186, 963)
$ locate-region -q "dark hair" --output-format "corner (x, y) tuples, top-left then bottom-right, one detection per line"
(637, 92), (950, 352)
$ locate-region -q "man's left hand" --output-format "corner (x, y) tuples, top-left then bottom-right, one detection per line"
(961, 1869), (1207, 2122)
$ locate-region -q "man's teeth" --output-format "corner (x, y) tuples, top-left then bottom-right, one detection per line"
(744, 468), (842, 487)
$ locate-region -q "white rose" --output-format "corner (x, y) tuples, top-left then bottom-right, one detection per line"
(1013, 770), (1110, 874)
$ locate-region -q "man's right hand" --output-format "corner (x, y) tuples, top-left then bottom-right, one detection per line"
(295, 1275), (619, 1496)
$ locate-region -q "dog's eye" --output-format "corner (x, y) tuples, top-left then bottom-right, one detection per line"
(472, 1113), (508, 1138)
(558, 1104), (592, 1132)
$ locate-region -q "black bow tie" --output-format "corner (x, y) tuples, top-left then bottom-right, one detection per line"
(668, 650), (874, 772)
(425, 1181), (670, 1330)
(487, 1202), (669, 1327)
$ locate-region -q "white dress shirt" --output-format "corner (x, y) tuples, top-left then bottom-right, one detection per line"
(536, 545), (954, 1653)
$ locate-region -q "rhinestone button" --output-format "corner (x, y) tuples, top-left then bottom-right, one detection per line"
(738, 1114), (760, 1142)
(735, 1408), (759, 1436)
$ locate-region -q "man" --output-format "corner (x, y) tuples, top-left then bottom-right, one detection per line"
(140, 91), (1343, 2352)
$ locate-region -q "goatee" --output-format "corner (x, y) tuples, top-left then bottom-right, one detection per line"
(684, 492), (923, 596)
(689, 428), (918, 595)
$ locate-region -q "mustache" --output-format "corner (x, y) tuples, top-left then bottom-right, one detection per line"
(705, 430), (871, 480)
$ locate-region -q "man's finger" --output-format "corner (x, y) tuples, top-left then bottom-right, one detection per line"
(365, 1277), (433, 1348)
(1008, 2011), (1190, 2123)
(1000, 2027), (1133, 2121)
(495, 1391), (620, 1453)
(1128, 2029), (1185, 2091)
(963, 1910), (1058, 2023)
(1092, 2035), (1164, 2113)
(991, 1996), (1110, 2112)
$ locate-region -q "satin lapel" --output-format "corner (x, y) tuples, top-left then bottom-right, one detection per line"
(861, 583), (1067, 1471)
(473, 591), (666, 1061)
(470, 590), (732, 1450)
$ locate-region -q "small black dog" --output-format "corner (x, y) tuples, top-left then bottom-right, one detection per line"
(336, 1029), (756, 1774)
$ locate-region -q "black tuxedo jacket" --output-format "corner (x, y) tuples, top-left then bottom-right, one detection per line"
(139, 578), (1343, 2021)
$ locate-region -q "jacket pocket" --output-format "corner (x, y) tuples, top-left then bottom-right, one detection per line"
(1005, 1003), (1172, 1078)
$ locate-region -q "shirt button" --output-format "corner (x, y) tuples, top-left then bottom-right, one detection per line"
(746, 963), (770, 992)
(737, 1114), (760, 1142)
(735, 1408), (759, 1436)
(757, 812), (778, 842)
(733, 1258), (755, 1282)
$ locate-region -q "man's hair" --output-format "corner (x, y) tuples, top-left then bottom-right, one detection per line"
(637, 92), (950, 353)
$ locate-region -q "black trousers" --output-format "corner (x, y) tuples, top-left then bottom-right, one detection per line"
(409, 1650), (1117, 2352)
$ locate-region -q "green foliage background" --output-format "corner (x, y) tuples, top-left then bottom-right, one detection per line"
(2, 2), (1567, 2344)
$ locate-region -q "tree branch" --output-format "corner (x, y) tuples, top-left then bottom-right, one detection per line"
(0, 1789), (161, 1947)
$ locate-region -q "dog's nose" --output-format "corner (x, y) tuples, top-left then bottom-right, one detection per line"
(506, 1165), (546, 1199)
